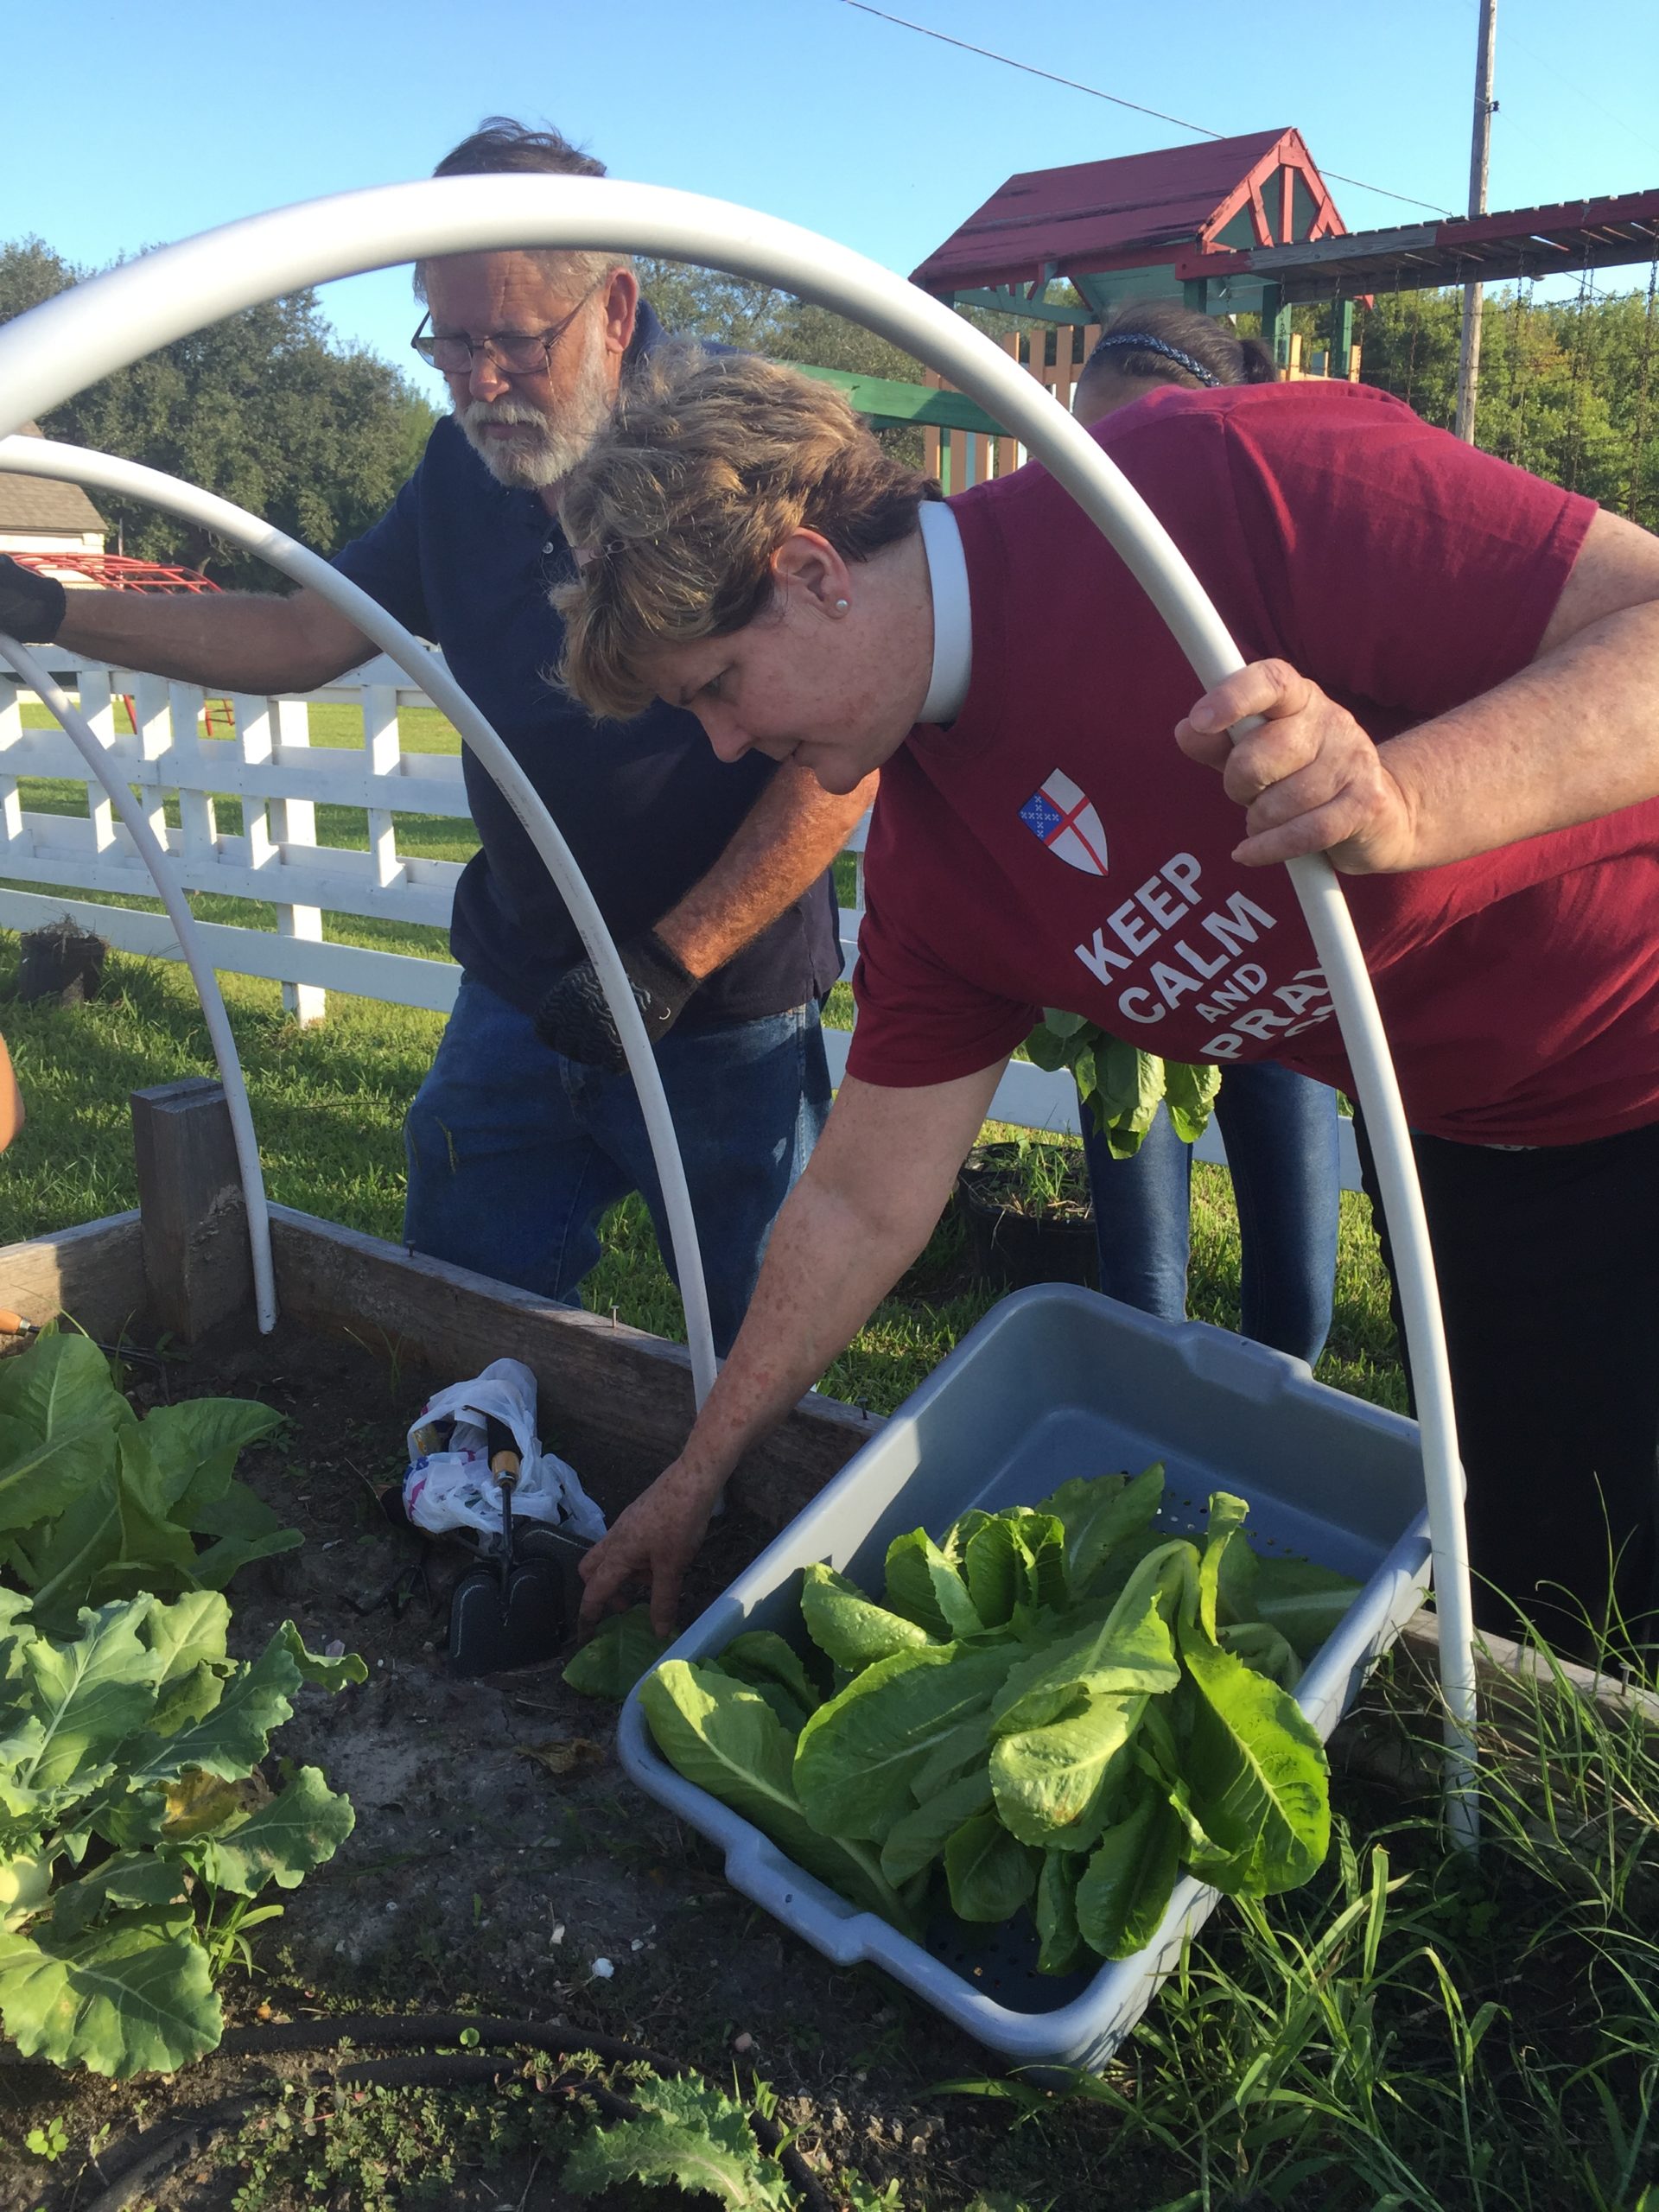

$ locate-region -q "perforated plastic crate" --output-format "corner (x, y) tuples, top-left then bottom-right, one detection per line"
(618, 1285), (1432, 2071)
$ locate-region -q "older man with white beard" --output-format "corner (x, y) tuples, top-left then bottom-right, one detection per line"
(0, 120), (868, 1350)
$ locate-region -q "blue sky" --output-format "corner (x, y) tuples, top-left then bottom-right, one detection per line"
(5, 0), (1655, 402)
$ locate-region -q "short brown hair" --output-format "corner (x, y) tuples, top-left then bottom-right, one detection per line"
(414, 117), (630, 301)
(555, 350), (938, 721)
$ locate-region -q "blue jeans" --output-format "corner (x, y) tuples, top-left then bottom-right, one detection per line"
(403, 976), (831, 1357)
(1080, 1060), (1340, 1367)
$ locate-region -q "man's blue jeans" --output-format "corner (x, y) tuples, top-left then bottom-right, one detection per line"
(1080, 1060), (1340, 1367)
(404, 976), (831, 1356)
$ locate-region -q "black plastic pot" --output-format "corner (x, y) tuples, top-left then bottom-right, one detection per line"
(18, 918), (106, 1006)
(955, 1141), (1099, 1292)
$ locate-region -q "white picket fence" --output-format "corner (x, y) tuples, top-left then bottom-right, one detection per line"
(0, 652), (1360, 1183)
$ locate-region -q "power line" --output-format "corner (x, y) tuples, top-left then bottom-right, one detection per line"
(831, 0), (1454, 218)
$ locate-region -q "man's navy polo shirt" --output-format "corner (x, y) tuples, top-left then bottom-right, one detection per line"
(331, 306), (842, 1027)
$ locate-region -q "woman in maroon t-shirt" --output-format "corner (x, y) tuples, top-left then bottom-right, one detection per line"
(550, 348), (1659, 1656)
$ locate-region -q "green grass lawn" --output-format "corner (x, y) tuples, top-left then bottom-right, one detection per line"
(3, 696), (1403, 1414)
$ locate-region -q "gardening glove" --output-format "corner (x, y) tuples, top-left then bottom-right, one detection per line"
(534, 929), (700, 1072)
(0, 556), (67, 644)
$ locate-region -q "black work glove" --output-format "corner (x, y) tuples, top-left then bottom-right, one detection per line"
(0, 556), (67, 644)
(535, 929), (700, 1072)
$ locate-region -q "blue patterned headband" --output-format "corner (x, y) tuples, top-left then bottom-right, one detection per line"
(1084, 331), (1221, 387)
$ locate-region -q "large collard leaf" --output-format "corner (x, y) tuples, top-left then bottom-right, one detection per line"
(793, 1643), (1010, 1842)
(1037, 1462), (1166, 1594)
(138, 1397), (283, 1520)
(140, 1592), (236, 1738)
(122, 1630), (305, 1786)
(46, 1851), (188, 1941)
(563, 2068), (794, 2209)
(1175, 1617), (1330, 1897)
(0, 1600), (164, 1820)
(1074, 1779), (1185, 1961)
(0, 1906), (219, 2077)
(799, 1562), (932, 1670)
(944, 1811), (1037, 1923)
(196, 1764), (354, 1895)
(639, 1661), (912, 1931)
(276, 1621), (368, 1694)
(0, 1416), (119, 1542)
(0, 1334), (121, 1443)
(563, 1607), (670, 1701)
(85, 1430), (203, 1607)
(1035, 1848), (1089, 1976)
(882, 1530), (984, 1641)
(989, 1691), (1147, 1851)
(188, 1481), (303, 1592)
(879, 1767), (994, 1886)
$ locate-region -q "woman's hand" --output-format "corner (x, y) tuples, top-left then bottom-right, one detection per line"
(576, 1458), (720, 1640)
(1175, 659), (1418, 873)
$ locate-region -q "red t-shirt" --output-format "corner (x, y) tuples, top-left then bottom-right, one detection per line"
(845, 381), (1659, 1148)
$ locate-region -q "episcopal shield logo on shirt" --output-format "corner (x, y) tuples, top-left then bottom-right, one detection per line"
(1019, 770), (1108, 876)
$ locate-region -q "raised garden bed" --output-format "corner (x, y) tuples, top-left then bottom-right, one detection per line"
(1, 1079), (1656, 2211)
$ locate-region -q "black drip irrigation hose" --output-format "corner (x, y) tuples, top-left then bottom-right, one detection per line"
(58, 2011), (838, 2212)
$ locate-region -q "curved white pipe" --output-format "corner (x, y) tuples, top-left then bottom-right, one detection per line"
(0, 435), (720, 1411)
(0, 175), (1476, 1838)
(0, 631), (278, 1334)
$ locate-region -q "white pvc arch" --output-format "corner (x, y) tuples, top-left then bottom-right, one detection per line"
(0, 435), (721, 1405)
(0, 175), (1477, 1837)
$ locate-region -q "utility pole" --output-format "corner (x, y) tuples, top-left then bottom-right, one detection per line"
(1454, 0), (1499, 442)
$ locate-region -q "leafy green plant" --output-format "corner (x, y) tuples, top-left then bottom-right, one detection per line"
(0, 1332), (298, 1632)
(1025, 1011), (1221, 1161)
(563, 1605), (671, 1700)
(0, 1587), (365, 2077)
(642, 1466), (1358, 1974)
(23, 2113), (67, 2161)
(563, 2069), (795, 2206)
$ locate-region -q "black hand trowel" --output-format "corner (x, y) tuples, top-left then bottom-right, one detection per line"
(447, 1413), (576, 1677)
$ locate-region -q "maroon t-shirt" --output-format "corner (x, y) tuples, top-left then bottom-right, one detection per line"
(845, 381), (1659, 1147)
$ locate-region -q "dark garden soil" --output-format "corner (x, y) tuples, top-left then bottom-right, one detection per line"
(0, 1323), (1172, 2212)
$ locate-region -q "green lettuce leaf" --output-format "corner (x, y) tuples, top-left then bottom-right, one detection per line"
(1175, 1617), (1330, 1897)
(1035, 1849), (1089, 1976)
(989, 1691), (1148, 1850)
(139, 1398), (283, 1520)
(878, 1766), (994, 1887)
(563, 1607), (670, 1701)
(1075, 1781), (1184, 1961)
(639, 1661), (912, 1931)
(195, 1764), (354, 1895)
(793, 1643), (1009, 1842)
(1036, 1462), (1166, 1594)
(883, 1530), (984, 1641)
(799, 1563), (932, 1669)
(944, 1811), (1037, 1923)
(0, 1334), (121, 1443)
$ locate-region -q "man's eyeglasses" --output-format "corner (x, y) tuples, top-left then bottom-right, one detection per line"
(410, 287), (598, 376)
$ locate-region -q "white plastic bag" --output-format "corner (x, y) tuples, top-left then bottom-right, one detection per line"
(401, 1357), (607, 1544)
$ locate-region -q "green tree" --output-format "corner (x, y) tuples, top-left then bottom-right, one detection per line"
(0, 237), (439, 588)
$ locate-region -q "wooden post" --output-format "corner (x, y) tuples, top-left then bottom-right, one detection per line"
(1455, 0), (1499, 441)
(130, 1077), (255, 1343)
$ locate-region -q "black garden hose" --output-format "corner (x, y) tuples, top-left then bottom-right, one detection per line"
(60, 2010), (837, 2212)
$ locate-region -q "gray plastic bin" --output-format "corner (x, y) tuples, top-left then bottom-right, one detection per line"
(617, 1284), (1432, 2072)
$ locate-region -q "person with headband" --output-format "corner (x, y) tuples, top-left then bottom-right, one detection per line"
(1068, 305), (1340, 1369)
(553, 345), (1659, 1657)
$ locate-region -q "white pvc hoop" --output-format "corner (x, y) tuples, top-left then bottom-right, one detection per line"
(0, 435), (720, 1409)
(0, 175), (1477, 1839)
(0, 631), (279, 1334)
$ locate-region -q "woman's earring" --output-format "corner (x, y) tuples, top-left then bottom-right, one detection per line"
(834, 598), (849, 613)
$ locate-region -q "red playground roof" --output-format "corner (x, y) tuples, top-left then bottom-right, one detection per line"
(911, 128), (1345, 295)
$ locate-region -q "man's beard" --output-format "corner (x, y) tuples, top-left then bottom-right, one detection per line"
(457, 315), (613, 491)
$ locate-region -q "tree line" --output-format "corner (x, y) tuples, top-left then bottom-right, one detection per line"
(0, 238), (436, 589)
(3, 238), (1655, 581)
